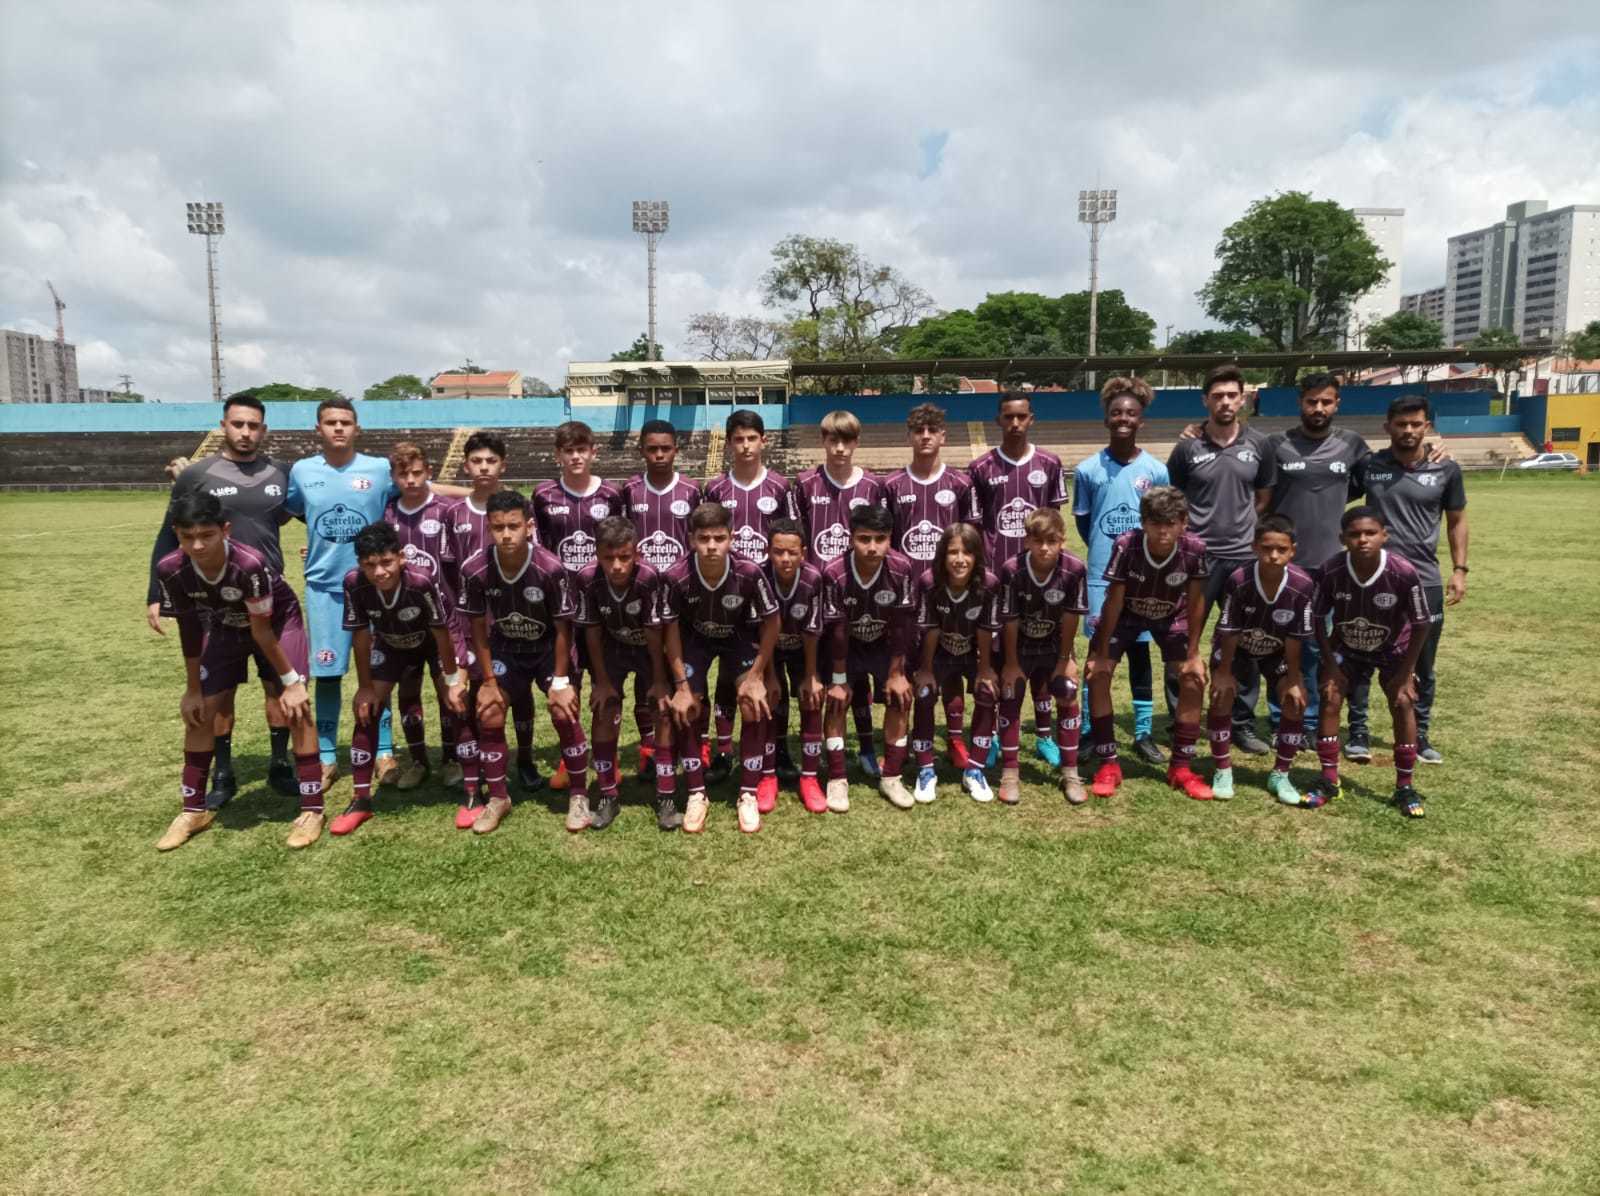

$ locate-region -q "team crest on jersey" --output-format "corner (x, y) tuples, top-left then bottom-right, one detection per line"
(523, 585), (544, 603)
(731, 524), (767, 560)
(1027, 469), (1048, 486)
(903, 519), (941, 561)
(220, 585), (242, 602)
(1338, 616), (1390, 653)
(1043, 588), (1064, 604)
(1272, 608), (1295, 624)
(997, 497), (1034, 538)
(756, 496), (778, 514)
(1373, 592), (1398, 609)
(265, 484), (283, 497)
(589, 502), (611, 519)
(493, 659), (508, 675)
(370, 648), (386, 666)
(1132, 476), (1153, 494)
(559, 531), (595, 570)
(670, 499), (691, 517)
(720, 593), (743, 610)
(934, 488), (955, 506)
(1418, 473), (1441, 487)
(636, 529), (681, 570)
(351, 477), (373, 490)
(316, 649), (337, 665)
(1238, 450), (1256, 464)
(625, 599), (642, 615)
(420, 518), (442, 536)
(789, 601), (809, 620)
(399, 606), (421, 621)
(1165, 571), (1187, 587)
(873, 588), (896, 605)
(815, 523), (850, 561)
(1331, 461), (1348, 475)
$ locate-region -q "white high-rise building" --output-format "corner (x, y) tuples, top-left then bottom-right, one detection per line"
(1512, 205), (1600, 343)
(1348, 207), (1404, 346)
(1, 329), (81, 403)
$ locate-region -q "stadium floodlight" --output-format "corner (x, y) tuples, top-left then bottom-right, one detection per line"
(1078, 188), (1117, 386)
(185, 201), (226, 402)
(632, 200), (670, 361)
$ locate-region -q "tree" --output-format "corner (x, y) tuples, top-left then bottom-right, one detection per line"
(1365, 312), (1444, 352)
(521, 375), (558, 396)
(1468, 327), (1520, 350)
(610, 333), (655, 362)
(1563, 319), (1600, 360)
(1163, 328), (1276, 384)
(236, 382), (349, 403)
(1198, 191), (1391, 381)
(896, 309), (1007, 360)
(362, 373), (429, 401)
(683, 312), (788, 361)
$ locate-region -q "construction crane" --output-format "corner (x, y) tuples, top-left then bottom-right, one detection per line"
(45, 281), (70, 402)
(46, 280), (65, 344)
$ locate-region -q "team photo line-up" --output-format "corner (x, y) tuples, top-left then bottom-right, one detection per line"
(149, 363), (1470, 851)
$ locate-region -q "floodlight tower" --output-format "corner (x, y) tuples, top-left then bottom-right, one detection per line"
(185, 201), (226, 403)
(632, 200), (669, 361)
(1078, 188), (1117, 387)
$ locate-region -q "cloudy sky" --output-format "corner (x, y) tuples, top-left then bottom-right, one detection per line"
(3, 1), (1597, 400)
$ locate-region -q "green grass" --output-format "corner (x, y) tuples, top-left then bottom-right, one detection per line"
(2, 476), (1598, 1194)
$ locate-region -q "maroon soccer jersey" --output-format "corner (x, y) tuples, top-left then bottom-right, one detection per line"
(573, 559), (662, 649)
(623, 472), (702, 574)
(1313, 550), (1430, 658)
(998, 550), (1090, 656)
(966, 445), (1070, 566)
(659, 555), (779, 654)
(444, 493), (540, 588)
(157, 541), (300, 640)
(531, 478), (626, 575)
(703, 468), (796, 564)
(822, 551), (917, 650)
(1103, 529), (1209, 622)
(1215, 562), (1317, 659)
(790, 466), (887, 564)
(915, 567), (1001, 659)
(883, 464), (975, 565)
(763, 558), (825, 655)
(384, 492), (457, 598)
(340, 565), (450, 652)
(457, 544), (574, 654)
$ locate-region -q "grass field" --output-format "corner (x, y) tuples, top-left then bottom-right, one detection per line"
(2, 477), (1598, 1194)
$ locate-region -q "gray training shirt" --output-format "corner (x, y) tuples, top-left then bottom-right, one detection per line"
(1354, 449), (1466, 591)
(1265, 426), (1370, 569)
(146, 453), (292, 604)
(1166, 424), (1277, 562)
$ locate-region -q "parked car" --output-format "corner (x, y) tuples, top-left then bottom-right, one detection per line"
(1516, 451), (1580, 470)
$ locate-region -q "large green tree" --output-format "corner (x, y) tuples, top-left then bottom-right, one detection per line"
(1162, 328), (1276, 384)
(1468, 327), (1520, 350)
(1564, 319), (1600, 359)
(236, 382), (348, 404)
(362, 373), (429, 401)
(1365, 311), (1444, 351)
(1198, 192), (1391, 381)
(610, 333), (655, 362)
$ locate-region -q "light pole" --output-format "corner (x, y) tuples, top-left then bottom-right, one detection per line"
(1161, 323), (1174, 390)
(1078, 188), (1117, 389)
(185, 201), (225, 403)
(632, 200), (670, 362)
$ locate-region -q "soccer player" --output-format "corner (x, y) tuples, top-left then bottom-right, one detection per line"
(457, 491), (591, 834)
(1073, 377), (1169, 769)
(1303, 507), (1432, 818)
(883, 402), (976, 770)
(909, 523), (1000, 807)
(658, 502), (781, 834)
(762, 518), (830, 813)
(146, 393), (296, 806)
(1084, 486), (1211, 799)
(998, 508), (1090, 805)
(1165, 365), (1277, 755)
(820, 505), (917, 812)
(1349, 396), (1469, 766)
(154, 493), (324, 851)
(1205, 515), (1316, 804)
(332, 522), (467, 836)
(574, 517), (669, 831)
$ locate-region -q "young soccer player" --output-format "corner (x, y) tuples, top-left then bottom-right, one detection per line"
(1303, 507), (1432, 818)
(1206, 514), (1316, 804)
(762, 518), (828, 813)
(998, 508), (1090, 805)
(154, 493), (324, 851)
(574, 517), (669, 831)
(658, 502), (781, 834)
(332, 522), (467, 836)
(820, 505), (917, 812)
(456, 491), (591, 834)
(910, 523), (1000, 807)
(1084, 486), (1212, 799)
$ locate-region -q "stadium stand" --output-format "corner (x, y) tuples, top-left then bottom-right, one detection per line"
(0, 432), (206, 490)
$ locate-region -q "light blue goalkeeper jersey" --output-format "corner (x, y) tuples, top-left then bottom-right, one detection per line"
(285, 452), (399, 592)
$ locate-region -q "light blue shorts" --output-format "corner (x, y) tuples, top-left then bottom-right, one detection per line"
(303, 586), (353, 678)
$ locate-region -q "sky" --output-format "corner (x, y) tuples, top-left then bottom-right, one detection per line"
(3, 1), (1598, 401)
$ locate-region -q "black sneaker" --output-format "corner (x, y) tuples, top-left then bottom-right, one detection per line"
(775, 745), (801, 783)
(1342, 735), (1372, 763)
(1233, 725), (1271, 756)
(656, 795), (683, 831)
(589, 792), (620, 830)
(267, 757), (297, 797)
(1300, 781), (1340, 809)
(1132, 735), (1167, 766)
(705, 753), (733, 785)
(1393, 785), (1425, 818)
(1417, 742), (1443, 765)
(204, 769), (237, 811)
(517, 760), (545, 790)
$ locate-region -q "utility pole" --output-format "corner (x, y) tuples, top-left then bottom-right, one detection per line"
(185, 202), (225, 403)
(118, 374), (134, 396)
(1078, 189), (1117, 389)
(1161, 323), (1174, 390)
(632, 201), (670, 361)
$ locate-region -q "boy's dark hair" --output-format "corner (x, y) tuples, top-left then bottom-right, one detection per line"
(998, 390), (1032, 412)
(906, 403), (946, 432)
(689, 501), (732, 532)
(486, 489), (528, 517)
(766, 517), (803, 544)
(1386, 394), (1432, 422)
(595, 516), (638, 550)
(1341, 504), (1385, 531)
(223, 393), (266, 419)
(1203, 364), (1244, 395)
(554, 420), (594, 450)
(639, 419), (677, 443)
(1298, 371), (1340, 397)
(1139, 485), (1189, 525)
(1100, 376), (1153, 411)
(316, 395), (357, 421)
(463, 431), (507, 459)
(171, 492), (227, 529)
(933, 523), (987, 596)
(1255, 513), (1297, 542)
(354, 521), (402, 559)
(725, 409), (765, 436)
(849, 503), (893, 535)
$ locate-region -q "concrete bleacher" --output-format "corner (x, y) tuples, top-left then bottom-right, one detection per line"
(0, 432), (205, 489)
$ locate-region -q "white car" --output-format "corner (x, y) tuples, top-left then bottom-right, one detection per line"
(1517, 451), (1580, 470)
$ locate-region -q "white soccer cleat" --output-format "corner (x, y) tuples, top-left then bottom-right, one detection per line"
(962, 766), (994, 803)
(825, 778), (850, 813)
(914, 765), (939, 804)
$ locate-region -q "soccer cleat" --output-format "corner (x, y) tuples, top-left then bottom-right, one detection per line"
(946, 737), (971, 771)
(880, 775), (914, 809)
(857, 749), (881, 780)
(984, 737), (1000, 770)
(518, 759), (545, 790)
(267, 757), (297, 797)
(825, 778), (850, 813)
(564, 793), (590, 833)
(1393, 786), (1425, 819)
(547, 761), (569, 791)
(471, 795), (512, 835)
(755, 774), (779, 815)
(204, 769), (237, 812)
(1266, 770), (1301, 805)
(998, 767), (1021, 805)
(285, 810), (325, 849)
(454, 794), (483, 830)
(1417, 742), (1443, 765)
(775, 745), (801, 783)
(1132, 735), (1167, 767)
(441, 760), (464, 788)
(1035, 737), (1061, 768)
(396, 761), (430, 791)
(636, 745), (655, 785)
(1090, 759), (1123, 797)
(1060, 767), (1088, 806)
(684, 792), (710, 834)
(1299, 781), (1339, 809)
(656, 794), (683, 832)
(700, 743), (712, 771)
(705, 753), (733, 785)
(914, 765), (939, 805)
(330, 800), (375, 836)
(1342, 736), (1372, 763)
(373, 755), (401, 786)
(589, 792), (620, 831)
(1210, 767), (1235, 801)
(737, 792), (762, 833)
(962, 766), (994, 803)
(321, 762), (341, 791)
(1233, 726), (1271, 756)
(1167, 765), (1213, 801)
(156, 810), (215, 852)
(798, 775), (828, 813)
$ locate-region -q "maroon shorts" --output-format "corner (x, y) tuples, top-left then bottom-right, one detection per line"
(372, 629), (464, 684)
(1106, 615), (1189, 664)
(199, 616), (310, 698)
(829, 637), (895, 703)
(487, 642), (562, 696)
(1211, 646), (1290, 683)
(683, 637), (757, 698)
(1332, 646), (1410, 689)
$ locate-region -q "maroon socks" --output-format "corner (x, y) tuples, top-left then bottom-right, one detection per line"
(294, 752), (324, 813)
(181, 749), (213, 812)
(1208, 712), (1233, 771)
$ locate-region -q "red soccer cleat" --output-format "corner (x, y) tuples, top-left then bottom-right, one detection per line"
(548, 762), (571, 791)
(946, 737), (971, 771)
(329, 804), (373, 836)
(700, 742), (712, 770)
(1090, 759), (1123, 797)
(797, 775), (827, 813)
(454, 802), (480, 830)
(1167, 764), (1214, 801)
(756, 773), (778, 814)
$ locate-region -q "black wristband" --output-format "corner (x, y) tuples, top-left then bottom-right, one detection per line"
(1452, 565), (1469, 573)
